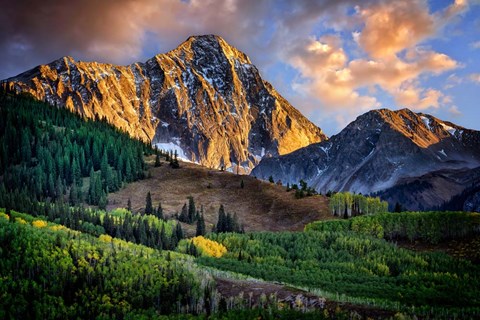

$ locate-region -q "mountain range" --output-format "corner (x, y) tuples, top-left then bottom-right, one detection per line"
(3, 35), (325, 172)
(252, 108), (480, 210)
(4, 35), (480, 210)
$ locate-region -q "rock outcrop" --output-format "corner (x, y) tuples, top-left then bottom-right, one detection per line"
(4, 35), (326, 171)
(252, 108), (480, 210)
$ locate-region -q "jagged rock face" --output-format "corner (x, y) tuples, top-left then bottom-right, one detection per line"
(252, 108), (480, 209)
(4, 35), (326, 171)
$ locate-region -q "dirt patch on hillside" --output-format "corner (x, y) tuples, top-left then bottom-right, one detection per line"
(215, 277), (396, 319)
(107, 157), (331, 235)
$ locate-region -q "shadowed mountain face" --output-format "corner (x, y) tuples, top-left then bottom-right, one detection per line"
(4, 35), (326, 172)
(252, 108), (480, 210)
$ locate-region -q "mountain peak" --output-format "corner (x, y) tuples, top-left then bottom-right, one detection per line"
(5, 35), (325, 172)
(353, 107), (465, 148)
(253, 107), (480, 210)
(169, 34), (251, 65)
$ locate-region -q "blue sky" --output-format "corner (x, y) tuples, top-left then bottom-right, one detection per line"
(1, 0), (479, 136)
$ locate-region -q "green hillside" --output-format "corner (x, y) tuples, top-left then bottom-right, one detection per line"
(1, 87), (480, 319)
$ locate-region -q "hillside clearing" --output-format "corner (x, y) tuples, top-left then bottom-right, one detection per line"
(107, 156), (331, 234)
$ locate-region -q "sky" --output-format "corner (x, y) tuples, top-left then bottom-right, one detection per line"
(1, 0), (479, 136)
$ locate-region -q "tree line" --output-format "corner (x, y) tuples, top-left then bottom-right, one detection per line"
(306, 211), (480, 244)
(328, 192), (388, 217)
(0, 87), (152, 207)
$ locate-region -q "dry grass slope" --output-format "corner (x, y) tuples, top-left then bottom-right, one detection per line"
(107, 156), (331, 235)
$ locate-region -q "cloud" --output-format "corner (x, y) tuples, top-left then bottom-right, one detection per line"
(355, 0), (435, 59)
(471, 41), (480, 49)
(0, 0), (473, 134)
(0, 0), (274, 78)
(287, 36), (379, 111)
(448, 105), (462, 116)
(470, 73), (480, 83)
(444, 73), (464, 89)
(278, 0), (465, 131)
(284, 36), (457, 113)
(393, 83), (445, 110)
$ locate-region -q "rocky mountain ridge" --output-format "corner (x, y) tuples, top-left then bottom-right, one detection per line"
(4, 35), (326, 172)
(252, 108), (480, 210)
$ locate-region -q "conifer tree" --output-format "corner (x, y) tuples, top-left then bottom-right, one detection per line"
(216, 205), (226, 233)
(179, 203), (188, 222)
(145, 191), (153, 215)
(69, 184), (78, 205)
(196, 213), (206, 236)
(156, 202), (164, 220)
(188, 196), (196, 223)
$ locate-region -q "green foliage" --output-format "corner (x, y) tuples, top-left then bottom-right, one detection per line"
(215, 205), (243, 233)
(0, 190), (181, 251)
(306, 211), (480, 244)
(329, 192), (388, 217)
(199, 229), (480, 311)
(0, 211), (214, 319)
(289, 180), (316, 198)
(0, 88), (151, 207)
(145, 191), (153, 215)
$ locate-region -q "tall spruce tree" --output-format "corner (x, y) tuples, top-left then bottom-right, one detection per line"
(216, 205), (226, 233)
(196, 213), (206, 236)
(145, 191), (153, 215)
(179, 203), (188, 222)
(156, 202), (164, 220)
(188, 196), (196, 223)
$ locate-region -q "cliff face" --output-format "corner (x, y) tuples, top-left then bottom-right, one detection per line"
(252, 108), (480, 210)
(5, 35), (326, 171)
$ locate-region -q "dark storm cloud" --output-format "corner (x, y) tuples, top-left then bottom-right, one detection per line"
(0, 0), (357, 79)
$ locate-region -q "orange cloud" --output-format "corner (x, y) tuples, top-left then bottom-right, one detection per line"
(393, 84), (445, 110)
(283, 0), (463, 129)
(356, 0), (434, 59)
(288, 36), (379, 111)
(287, 36), (457, 112)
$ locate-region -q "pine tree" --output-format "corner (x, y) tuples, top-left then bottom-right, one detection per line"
(127, 198), (132, 212)
(216, 205), (226, 233)
(145, 191), (153, 215)
(175, 223), (184, 241)
(268, 176), (274, 183)
(394, 202), (403, 213)
(156, 202), (164, 220)
(179, 203), (188, 222)
(188, 196), (196, 223)
(196, 213), (206, 236)
(69, 183), (78, 205)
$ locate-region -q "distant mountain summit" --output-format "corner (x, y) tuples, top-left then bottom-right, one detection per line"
(252, 108), (480, 210)
(4, 35), (326, 171)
